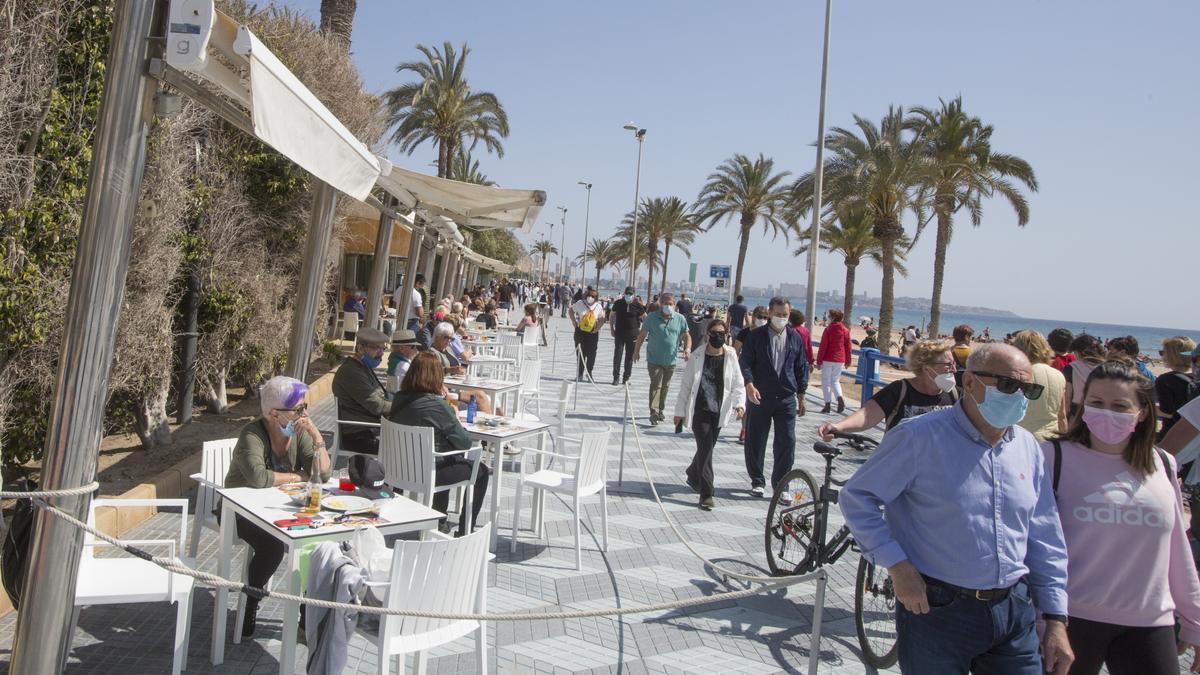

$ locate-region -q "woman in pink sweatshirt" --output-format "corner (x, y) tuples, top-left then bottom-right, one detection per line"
(1042, 359), (1200, 675)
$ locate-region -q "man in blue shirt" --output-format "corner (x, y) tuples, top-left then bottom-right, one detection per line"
(739, 297), (808, 496)
(635, 293), (691, 424)
(840, 343), (1073, 674)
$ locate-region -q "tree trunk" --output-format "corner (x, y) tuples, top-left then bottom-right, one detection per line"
(927, 205), (952, 338)
(133, 381), (172, 450)
(645, 240), (656, 299)
(659, 240), (672, 296)
(202, 368), (229, 414)
(595, 263), (603, 288)
(876, 233), (898, 356)
(319, 0), (357, 50)
(733, 214), (753, 298)
(842, 260), (857, 323)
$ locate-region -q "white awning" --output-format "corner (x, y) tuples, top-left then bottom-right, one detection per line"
(376, 166), (545, 233)
(166, 3), (380, 200)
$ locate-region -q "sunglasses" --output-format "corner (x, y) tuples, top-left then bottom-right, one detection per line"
(709, 332), (727, 339)
(972, 371), (1044, 400)
(275, 404), (309, 415)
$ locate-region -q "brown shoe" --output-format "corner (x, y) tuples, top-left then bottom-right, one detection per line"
(821, 402), (832, 414)
(837, 396), (846, 413)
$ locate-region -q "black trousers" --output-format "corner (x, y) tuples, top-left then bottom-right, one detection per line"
(431, 457), (492, 536)
(574, 328), (599, 379)
(744, 394), (797, 490)
(612, 333), (636, 382)
(1066, 616), (1179, 675)
(686, 409), (721, 499)
(235, 514), (286, 597)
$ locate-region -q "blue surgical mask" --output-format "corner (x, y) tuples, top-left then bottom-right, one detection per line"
(973, 384), (1028, 428)
(662, 305), (674, 317)
(624, 294), (633, 303)
(361, 354), (382, 369)
(281, 419), (297, 438)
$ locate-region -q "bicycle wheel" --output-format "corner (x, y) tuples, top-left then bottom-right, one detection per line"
(764, 469), (820, 575)
(854, 556), (899, 669)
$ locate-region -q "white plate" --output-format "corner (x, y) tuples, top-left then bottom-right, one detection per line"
(320, 495), (375, 514)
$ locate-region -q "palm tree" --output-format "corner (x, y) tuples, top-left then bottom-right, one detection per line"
(579, 238), (618, 288)
(383, 42), (509, 178)
(615, 199), (669, 298)
(907, 98), (1038, 337)
(792, 107), (931, 354)
(531, 239), (557, 281)
(794, 205), (910, 320)
(656, 198), (698, 295)
(448, 151), (496, 186)
(319, 0), (357, 49)
(693, 154), (793, 298)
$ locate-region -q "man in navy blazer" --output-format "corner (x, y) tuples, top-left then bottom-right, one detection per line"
(739, 297), (808, 496)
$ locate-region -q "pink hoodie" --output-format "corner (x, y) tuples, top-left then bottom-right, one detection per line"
(1043, 440), (1200, 644)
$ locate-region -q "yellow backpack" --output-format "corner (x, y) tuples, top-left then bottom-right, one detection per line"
(579, 308), (597, 332)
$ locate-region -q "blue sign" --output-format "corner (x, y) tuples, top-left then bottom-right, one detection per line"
(709, 265), (731, 279)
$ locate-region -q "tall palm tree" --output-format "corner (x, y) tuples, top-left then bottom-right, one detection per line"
(579, 238), (618, 288)
(693, 154), (793, 298)
(656, 198), (698, 295)
(319, 0), (357, 49)
(792, 107), (931, 354)
(794, 205), (910, 320)
(907, 98), (1038, 337)
(383, 42), (509, 178)
(615, 198), (671, 298)
(531, 239), (557, 280)
(448, 151), (496, 186)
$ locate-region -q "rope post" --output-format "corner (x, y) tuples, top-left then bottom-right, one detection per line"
(618, 381), (630, 484)
(808, 567), (828, 675)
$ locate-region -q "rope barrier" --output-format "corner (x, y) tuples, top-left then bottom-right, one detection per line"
(0, 482), (99, 499)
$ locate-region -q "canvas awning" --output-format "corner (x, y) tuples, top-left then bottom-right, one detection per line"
(376, 165), (545, 233)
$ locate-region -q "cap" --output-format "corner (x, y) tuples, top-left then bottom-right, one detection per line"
(391, 329), (419, 346)
(623, 286), (635, 294)
(356, 327), (388, 345)
(348, 455), (388, 497)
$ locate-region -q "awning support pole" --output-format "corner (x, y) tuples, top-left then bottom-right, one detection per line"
(285, 179), (339, 379)
(396, 222), (424, 331)
(365, 196), (396, 331)
(11, 1), (162, 671)
(421, 236), (439, 310)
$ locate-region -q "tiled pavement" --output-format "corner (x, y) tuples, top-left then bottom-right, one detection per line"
(0, 318), (894, 674)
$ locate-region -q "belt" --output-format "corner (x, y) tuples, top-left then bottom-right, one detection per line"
(922, 575), (1017, 602)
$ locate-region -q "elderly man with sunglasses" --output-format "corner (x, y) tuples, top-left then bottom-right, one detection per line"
(332, 327), (391, 455)
(840, 343), (1074, 675)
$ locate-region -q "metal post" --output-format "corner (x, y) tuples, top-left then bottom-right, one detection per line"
(808, 568), (829, 674)
(628, 133), (644, 288)
(176, 131), (205, 423)
(284, 180), (339, 379)
(421, 235), (438, 309)
(578, 182), (592, 284)
(804, 0), (833, 333)
(618, 380), (630, 484)
(557, 206), (568, 283)
(365, 198), (396, 331)
(11, 0), (161, 670)
(396, 223), (424, 330)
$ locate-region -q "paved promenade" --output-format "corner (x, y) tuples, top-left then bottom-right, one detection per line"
(0, 317), (891, 674)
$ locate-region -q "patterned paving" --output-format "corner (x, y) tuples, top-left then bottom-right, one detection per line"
(0, 318), (893, 674)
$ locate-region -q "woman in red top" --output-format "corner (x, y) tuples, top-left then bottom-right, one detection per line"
(816, 308), (853, 413)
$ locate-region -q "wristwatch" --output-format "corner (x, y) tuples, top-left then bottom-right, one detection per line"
(1042, 614), (1068, 625)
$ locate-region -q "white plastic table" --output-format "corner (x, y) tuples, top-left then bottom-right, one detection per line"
(444, 374), (522, 415)
(464, 354), (516, 377)
(209, 483), (441, 672)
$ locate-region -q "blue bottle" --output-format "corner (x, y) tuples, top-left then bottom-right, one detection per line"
(466, 394), (478, 423)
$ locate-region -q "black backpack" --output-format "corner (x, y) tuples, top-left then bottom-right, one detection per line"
(2, 479), (39, 609)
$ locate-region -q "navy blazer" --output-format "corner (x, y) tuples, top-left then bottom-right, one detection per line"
(738, 325), (808, 400)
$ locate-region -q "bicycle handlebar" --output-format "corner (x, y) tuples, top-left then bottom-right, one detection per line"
(831, 431), (880, 448)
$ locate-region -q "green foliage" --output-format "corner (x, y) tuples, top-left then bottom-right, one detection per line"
(470, 228), (523, 266)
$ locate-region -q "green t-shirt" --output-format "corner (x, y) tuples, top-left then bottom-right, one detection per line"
(224, 419), (328, 489)
(643, 311), (688, 366)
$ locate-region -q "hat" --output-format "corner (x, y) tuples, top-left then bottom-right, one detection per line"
(391, 329), (419, 346)
(623, 286), (635, 294)
(355, 327), (388, 345)
(348, 455), (388, 498)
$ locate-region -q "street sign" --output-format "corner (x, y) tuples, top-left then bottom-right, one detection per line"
(709, 265), (731, 279)
(715, 278), (726, 288)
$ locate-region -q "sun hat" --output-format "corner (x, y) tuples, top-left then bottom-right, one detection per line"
(391, 329), (419, 346)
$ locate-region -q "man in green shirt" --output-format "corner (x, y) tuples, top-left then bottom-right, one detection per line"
(635, 293), (692, 424)
(332, 326), (390, 454)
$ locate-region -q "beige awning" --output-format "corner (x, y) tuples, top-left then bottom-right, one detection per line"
(376, 166), (545, 233)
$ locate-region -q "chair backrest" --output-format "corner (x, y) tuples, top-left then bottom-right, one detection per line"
(496, 308), (509, 325)
(555, 381), (574, 437)
(83, 499), (189, 561)
(343, 312), (360, 333)
(201, 438), (238, 488)
(381, 524), (490, 641)
(522, 327), (539, 347)
(379, 419), (437, 506)
(573, 429), (610, 492)
(519, 358), (540, 394)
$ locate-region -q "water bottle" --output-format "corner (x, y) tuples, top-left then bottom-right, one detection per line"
(466, 394), (478, 424)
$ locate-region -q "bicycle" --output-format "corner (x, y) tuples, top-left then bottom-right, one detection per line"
(764, 431), (899, 669)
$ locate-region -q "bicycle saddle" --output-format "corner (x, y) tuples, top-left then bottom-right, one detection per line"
(814, 441), (842, 458)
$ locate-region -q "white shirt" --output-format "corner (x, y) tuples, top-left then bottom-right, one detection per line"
(770, 326), (788, 374)
(571, 299), (605, 332)
(407, 288), (423, 323)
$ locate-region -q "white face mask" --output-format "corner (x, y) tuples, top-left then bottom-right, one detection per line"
(753, 318), (768, 328)
(770, 316), (788, 331)
(931, 371), (957, 393)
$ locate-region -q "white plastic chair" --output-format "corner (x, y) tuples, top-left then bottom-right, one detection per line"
(496, 333), (523, 368)
(342, 311), (361, 340)
(187, 438), (237, 558)
(358, 525), (490, 674)
(331, 398), (382, 468)
(496, 307), (510, 326)
(75, 499), (194, 675)
(510, 429), (610, 569)
(516, 358), (542, 417)
(521, 326), (540, 362)
(379, 420), (482, 533)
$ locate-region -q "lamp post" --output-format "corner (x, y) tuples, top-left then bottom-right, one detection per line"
(556, 206), (568, 283)
(804, 0), (833, 332)
(577, 181), (592, 284)
(622, 122), (645, 289)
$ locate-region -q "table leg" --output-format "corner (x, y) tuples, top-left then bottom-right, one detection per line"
(210, 500), (234, 665)
(279, 545), (301, 674)
(489, 431), (504, 552)
(533, 431), (546, 538)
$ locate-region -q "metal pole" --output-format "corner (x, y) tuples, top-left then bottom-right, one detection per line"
(285, 180), (339, 380)
(628, 134), (644, 288)
(421, 234), (438, 307)
(618, 381), (630, 484)
(396, 223), (424, 330)
(578, 182), (592, 284)
(11, 1), (161, 670)
(365, 197), (396, 331)
(558, 207), (567, 282)
(808, 568), (829, 674)
(176, 131), (204, 424)
(804, 0), (833, 333)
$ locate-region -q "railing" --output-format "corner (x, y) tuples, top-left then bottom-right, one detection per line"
(811, 340), (906, 402)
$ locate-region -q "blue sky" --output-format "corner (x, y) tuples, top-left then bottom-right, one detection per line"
(286, 0), (1198, 330)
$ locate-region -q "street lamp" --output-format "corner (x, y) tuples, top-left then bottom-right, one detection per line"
(577, 181), (592, 285)
(804, 0), (833, 332)
(622, 122), (646, 290)
(556, 206), (568, 283)
(544, 222), (556, 281)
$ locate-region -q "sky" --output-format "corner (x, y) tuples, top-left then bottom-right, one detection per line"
(286, 0), (1199, 330)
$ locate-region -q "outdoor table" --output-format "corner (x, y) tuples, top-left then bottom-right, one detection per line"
(209, 481), (441, 672)
(464, 353), (515, 377)
(455, 409), (551, 551)
(444, 374), (522, 415)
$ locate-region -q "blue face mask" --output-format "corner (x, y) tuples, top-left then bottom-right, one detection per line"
(361, 353), (382, 369)
(973, 384), (1028, 428)
(280, 419), (297, 438)
(624, 294), (633, 303)
(662, 305), (674, 317)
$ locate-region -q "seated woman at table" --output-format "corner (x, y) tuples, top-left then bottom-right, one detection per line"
(389, 351), (492, 536)
(223, 375), (331, 638)
(432, 321), (469, 375)
(478, 302), (499, 330)
(514, 303), (539, 335)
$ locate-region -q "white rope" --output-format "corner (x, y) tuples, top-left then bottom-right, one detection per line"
(0, 482), (100, 499)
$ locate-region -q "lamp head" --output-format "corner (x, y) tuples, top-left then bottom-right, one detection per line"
(577, 181), (592, 188)
(623, 121), (638, 131)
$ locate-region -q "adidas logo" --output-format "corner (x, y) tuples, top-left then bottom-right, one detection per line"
(1073, 471), (1169, 529)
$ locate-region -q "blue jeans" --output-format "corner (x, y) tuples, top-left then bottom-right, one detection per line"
(897, 578), (1041, 675)
(743, 394), (796, 489)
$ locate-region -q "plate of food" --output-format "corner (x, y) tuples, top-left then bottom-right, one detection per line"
(320, 495), (376, 514)
(279, 483), (310, 505)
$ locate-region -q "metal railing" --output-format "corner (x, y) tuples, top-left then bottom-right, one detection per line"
(811, 340), (907, 402)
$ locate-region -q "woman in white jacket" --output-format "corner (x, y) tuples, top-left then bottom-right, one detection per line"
(673, 319), (746, 510)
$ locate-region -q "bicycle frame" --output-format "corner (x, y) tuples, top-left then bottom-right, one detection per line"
(779, 450), (857, 571)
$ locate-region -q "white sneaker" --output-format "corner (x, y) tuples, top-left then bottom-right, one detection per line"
(750, 486), (765, 498)
(776, 491), (793, 505)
